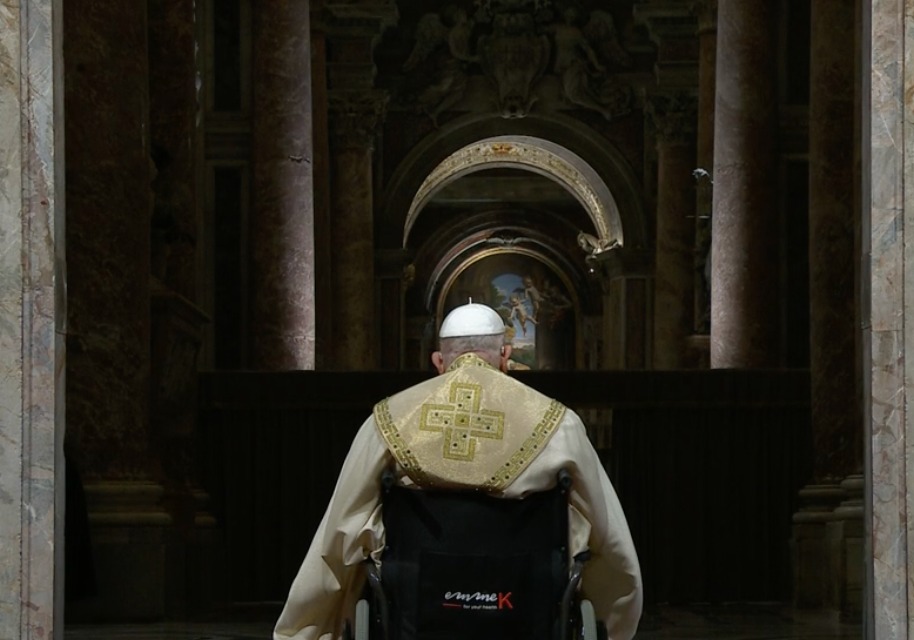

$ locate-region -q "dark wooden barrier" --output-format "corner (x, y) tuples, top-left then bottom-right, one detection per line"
(198, 369), (811, 607)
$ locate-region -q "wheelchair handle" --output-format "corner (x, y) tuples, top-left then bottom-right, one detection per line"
(557, 468), (572, 490)
(380, 468), (397, 491)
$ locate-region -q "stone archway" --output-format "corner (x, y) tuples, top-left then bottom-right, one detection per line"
(402, 135), (624, 248)
(393, 121), (651, 370)
(377, 113), (647, 251)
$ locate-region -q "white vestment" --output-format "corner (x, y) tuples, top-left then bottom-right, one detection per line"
(274, 355), (643, 640)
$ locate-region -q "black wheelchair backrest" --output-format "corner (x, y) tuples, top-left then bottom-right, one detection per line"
(378, 477), (570, 640)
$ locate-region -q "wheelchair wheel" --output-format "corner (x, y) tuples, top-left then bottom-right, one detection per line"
(354, 599), (370, 640)
(579, 600), (598, 640)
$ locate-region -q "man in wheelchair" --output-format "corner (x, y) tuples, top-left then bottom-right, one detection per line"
(275, 302), (642, 640)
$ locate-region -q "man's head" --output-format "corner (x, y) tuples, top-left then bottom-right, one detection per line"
(432, 302), (512, 374)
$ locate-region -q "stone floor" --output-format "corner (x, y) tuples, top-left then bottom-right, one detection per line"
(64, 603), (862, 639)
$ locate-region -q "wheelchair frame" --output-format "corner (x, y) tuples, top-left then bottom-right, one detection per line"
(345, 469), (603, 640)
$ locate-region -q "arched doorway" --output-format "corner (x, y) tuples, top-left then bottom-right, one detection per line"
(387, 126), (644, 370)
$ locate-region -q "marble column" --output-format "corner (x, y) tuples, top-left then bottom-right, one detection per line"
(863, 0), (914, 637)
(0, 2), (65, 637)
(710, 0), (779, 368)
(64, 0), (171, 621)
(691, 0), (716, 348)
(328, 90), (388, 370)
(792, 0), (862, 618)
(250, 0), (316, 370)
(647, 94), (697, 369)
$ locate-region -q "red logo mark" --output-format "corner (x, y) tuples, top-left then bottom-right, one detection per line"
(498, 592), (513, 610)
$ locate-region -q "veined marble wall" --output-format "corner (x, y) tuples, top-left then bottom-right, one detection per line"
(864, 0), (914, 637)
(0, 1), (64, 639)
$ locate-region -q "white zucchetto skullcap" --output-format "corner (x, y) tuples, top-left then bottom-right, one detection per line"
(439, 302), (506, 338)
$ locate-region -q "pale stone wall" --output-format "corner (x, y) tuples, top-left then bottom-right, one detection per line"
(0, 0), (64, 638)
(864, 0), (914, 637)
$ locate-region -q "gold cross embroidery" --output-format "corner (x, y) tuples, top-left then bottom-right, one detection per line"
(420, 382), (505, 461)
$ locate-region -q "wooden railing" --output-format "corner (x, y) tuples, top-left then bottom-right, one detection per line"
(197, 369), (811, 606)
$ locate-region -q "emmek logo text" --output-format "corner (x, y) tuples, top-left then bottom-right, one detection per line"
(441, 591), (513, 610)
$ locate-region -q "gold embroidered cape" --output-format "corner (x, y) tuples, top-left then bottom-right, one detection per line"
(373, 353), (566, 491)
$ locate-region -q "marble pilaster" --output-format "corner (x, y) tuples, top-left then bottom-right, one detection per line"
(250, 0), (316, 370)
(0, 1), (64, 638)
(863, 0), (914, 637)
(691, 0), (716, 341)
(792, 0), (862, 619)
(311, 6), (333, 370)
(709, 0), (779, 368)
(791, 484), (845, 608)
(328, 90), (388, 370)
(827, 475), (864, 620)
(647, 94), (697, 369)
(592, 248), (653, 370)
(809, 0), (859, 487)
(148, 5), (213, 609)
(64, 0), (171, 621)
(64, 0), (155, 483)
(148, 0), (199, 300)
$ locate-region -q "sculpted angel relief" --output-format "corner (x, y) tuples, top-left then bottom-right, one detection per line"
(401, 0), (633, 124)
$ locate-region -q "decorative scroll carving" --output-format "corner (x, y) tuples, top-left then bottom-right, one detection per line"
(645, 93), (697, 146)
(691, 0), (719, 34)
(477, 3), (551, 119)
(329, 90), (389, 150)
(400, 0), (633, 121)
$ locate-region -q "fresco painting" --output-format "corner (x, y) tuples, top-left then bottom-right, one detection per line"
(441, 254), (575, 370)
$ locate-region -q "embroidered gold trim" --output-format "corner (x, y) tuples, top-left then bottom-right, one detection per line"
(483, 399), (566, 491)
(373, 398), (423, 479)
(446, 353), (498, 372)
(419, 382), (505, 461)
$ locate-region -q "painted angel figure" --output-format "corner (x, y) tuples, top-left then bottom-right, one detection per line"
(508, 292), (537, 336)
(522, 275), (543, 322)
(403, 6), (480, 127)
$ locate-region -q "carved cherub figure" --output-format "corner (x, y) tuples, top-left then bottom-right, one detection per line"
(545, 8), (632, 120)
(404, 6), (480, 127)
(577, 230), (621, 256)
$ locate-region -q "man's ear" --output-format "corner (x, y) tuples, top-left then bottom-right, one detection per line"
(499, 344), (513, 372)
(431, 351), (446, 374)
